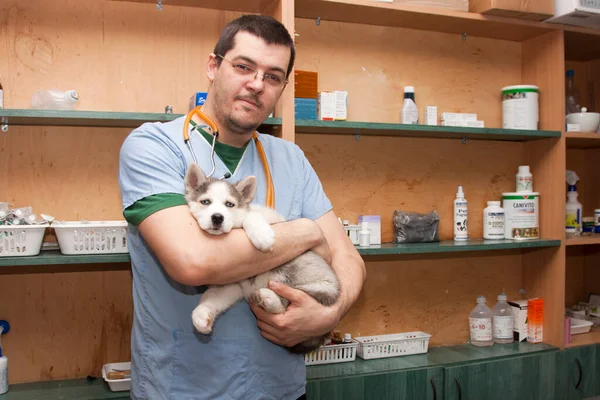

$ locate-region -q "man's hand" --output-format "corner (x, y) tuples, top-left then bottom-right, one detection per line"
(250, 280), (342, 348)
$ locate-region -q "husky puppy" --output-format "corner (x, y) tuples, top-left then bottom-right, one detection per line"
(184, 163), (340, 354)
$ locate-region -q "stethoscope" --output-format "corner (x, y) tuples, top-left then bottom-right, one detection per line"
(183, 106), (275, 208)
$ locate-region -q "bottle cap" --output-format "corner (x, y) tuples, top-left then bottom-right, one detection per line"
(497, 293), (507, 301)
(404, 86), (415, 93)
(361, 221), (369, 229)
(456, 186), (465, 199)
(518, 165), (530, 174)
(344, 333), (352, 341)
(343, 220), (349, 225)
(487, 201), (501, 207)
(566, 69), (574, 77)
(476, 295), (486, 304)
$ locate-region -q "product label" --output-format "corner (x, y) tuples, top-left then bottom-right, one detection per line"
(503, 195), (539, 239)
(470, 317), (492, 341)
(566, 209), (581, 230)
(0, 89), (3, 108)
(484, 212), (505, 239)
(516, 177), (532, 192)
(595, 212), (600, 226)
(493, 316), (513, 339)
(454, 201), (468, 240)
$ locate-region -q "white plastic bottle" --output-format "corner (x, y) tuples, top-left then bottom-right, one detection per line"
(469, 295), (493, 347)
(31, 89), (79, 110)
(359, 221), (370, 247)
(401, 86), (418, 124)
(454, 186), (469, 241)
(516, 165), (533, 193)
(0, 321), (9, 395)
(565, 185), (582, 234)
(483, 201), (505, 240)
(492, 293), (514, 344)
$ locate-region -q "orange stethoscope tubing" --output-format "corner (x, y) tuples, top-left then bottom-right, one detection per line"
(183, 106), (275, 208)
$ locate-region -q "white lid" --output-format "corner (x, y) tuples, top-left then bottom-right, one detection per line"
(595, 209), (600, 213)
(404, 86), (415, 93)
(476, 295), (486, 304)
(583, 217), (594, 222)
(487, 201), (501, 207)
(361, 221), (369, 229)
(343, 220), (349, 225)
(344, 333), (352, 340)
(497, 293), (507, 301)
(518, 165), (530, 174)
(502, 192), (539, 196)
(501, 85), (539, 91)
(456, 185), (464, 198)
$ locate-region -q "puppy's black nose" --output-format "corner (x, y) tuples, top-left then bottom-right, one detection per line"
(211, 214), (224, 225)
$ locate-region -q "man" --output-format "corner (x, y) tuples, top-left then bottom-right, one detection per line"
(118, 14), (365, 400)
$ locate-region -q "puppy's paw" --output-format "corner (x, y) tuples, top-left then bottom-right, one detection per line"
(245, 224), (275, 252)
(192, 306), (214, 334)
(249, 288), (286, 314)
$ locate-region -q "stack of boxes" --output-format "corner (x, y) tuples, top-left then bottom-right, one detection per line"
(440, 112), (485, 128)
(294, 70), (318, 120)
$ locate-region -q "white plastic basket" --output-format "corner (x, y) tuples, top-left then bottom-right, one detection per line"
(304, 340), (358, 366)
(0, 225), (47, 257)
(355, 332), (431, 360)
(52, 221), (128, 255)
(102, 361), (131, 392)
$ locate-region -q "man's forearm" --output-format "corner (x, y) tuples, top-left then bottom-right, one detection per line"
(331, 250), (366, 319)
(184, 218), (321, 286)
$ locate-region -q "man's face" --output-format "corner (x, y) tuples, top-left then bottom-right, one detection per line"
(208, 31), (290, 134)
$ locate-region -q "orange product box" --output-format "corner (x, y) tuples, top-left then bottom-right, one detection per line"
(527, 298), (544, 343)
(294, 70), (318, 99)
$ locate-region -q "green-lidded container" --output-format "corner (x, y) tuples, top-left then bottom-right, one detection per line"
(502, 192), (539, 240)
(502, 85), (539, 130)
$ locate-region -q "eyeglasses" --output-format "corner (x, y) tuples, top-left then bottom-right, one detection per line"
(216, 54), (288, 88)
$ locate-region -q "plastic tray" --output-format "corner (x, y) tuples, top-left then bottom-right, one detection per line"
(304, 340), (358, 366)
(102, 361), (131, 392)
(0, 225), (47, 257)
(52, 220), (128, 255)
(570, 318), (594, 335)
(355, 331), (431, 360)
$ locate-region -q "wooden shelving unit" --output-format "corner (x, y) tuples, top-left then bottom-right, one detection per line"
(565, 235), (600, 246)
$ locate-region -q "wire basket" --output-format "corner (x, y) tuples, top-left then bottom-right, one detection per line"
(0, 225), (48, 257)
(304, 340), (358, 366)
(52, 221), (128, 255)
(355, 332), (431, 360)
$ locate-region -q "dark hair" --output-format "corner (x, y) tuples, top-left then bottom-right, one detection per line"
(213, 15), (295, 78)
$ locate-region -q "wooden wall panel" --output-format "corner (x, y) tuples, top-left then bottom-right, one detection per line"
(293, 18), (521, 128)
(336, 252), (524, 347)
(565, 247), (586, 307)
(297, 134), (526, 242)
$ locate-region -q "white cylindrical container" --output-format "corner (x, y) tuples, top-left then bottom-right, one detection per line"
(359, 222), (370, 247)
(502, 85), (539, 130)
(0, 355), (6, 395)
(595, 209), (600, 234)
(502, 192), (539, 240)
(516, 165), (533, 193)
(483, 201), (505, 240)
(454, 186), (469, 241)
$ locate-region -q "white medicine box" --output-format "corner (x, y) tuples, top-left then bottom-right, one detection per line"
(508, 299), (528, 342)
(358, 215), (381, 245)
(318, 91), (347, 121)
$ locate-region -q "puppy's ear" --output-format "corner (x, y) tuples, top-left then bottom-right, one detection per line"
(185, 163), (206, 192)
(234, 176), (257, 203)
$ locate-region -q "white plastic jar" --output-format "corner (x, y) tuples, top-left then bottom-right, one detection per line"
(483, 201), (505, 240)
(502, 85), (539, 130)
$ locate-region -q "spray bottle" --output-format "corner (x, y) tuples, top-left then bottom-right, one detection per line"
(0, 320), (10, 395)
(454, 186), (469, 241)
(566, 170), (582, 235)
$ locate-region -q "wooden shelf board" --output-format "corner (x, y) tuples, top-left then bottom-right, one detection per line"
(565, 234), (600, 246)
(566, 327), (600, 348)
(110, 0), (265, 13)
(1, 342), (557, 398)
(565, 30), (600, 62)
(0, 250), (131, 267)
(296, 120), (561, 142)
(0, 109), (281, 130)
(296, 0), (557, 42)
(565, 131), (600, 148)
(356, 239), (561, 256)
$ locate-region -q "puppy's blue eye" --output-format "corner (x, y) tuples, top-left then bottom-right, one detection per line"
(200, 199), (211, 205)
(225, 201), (235, 208)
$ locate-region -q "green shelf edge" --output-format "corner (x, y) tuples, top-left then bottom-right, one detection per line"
(0, 109), (281, 129)
(0, 239), (561, 266)
(295, 119), (561, 141)
(356, 239), (561, 255)
(0, 250), (131, 267)
(0, 343), (557, 399)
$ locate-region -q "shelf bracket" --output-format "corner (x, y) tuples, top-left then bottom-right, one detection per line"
(316, 17), (321, 26)
(461, 32), (467, 41)
(1, 116), (8, 132)
(354, 129), (360, 141)
(461, 136), (467, 145)
(156, 0), (163, 11)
